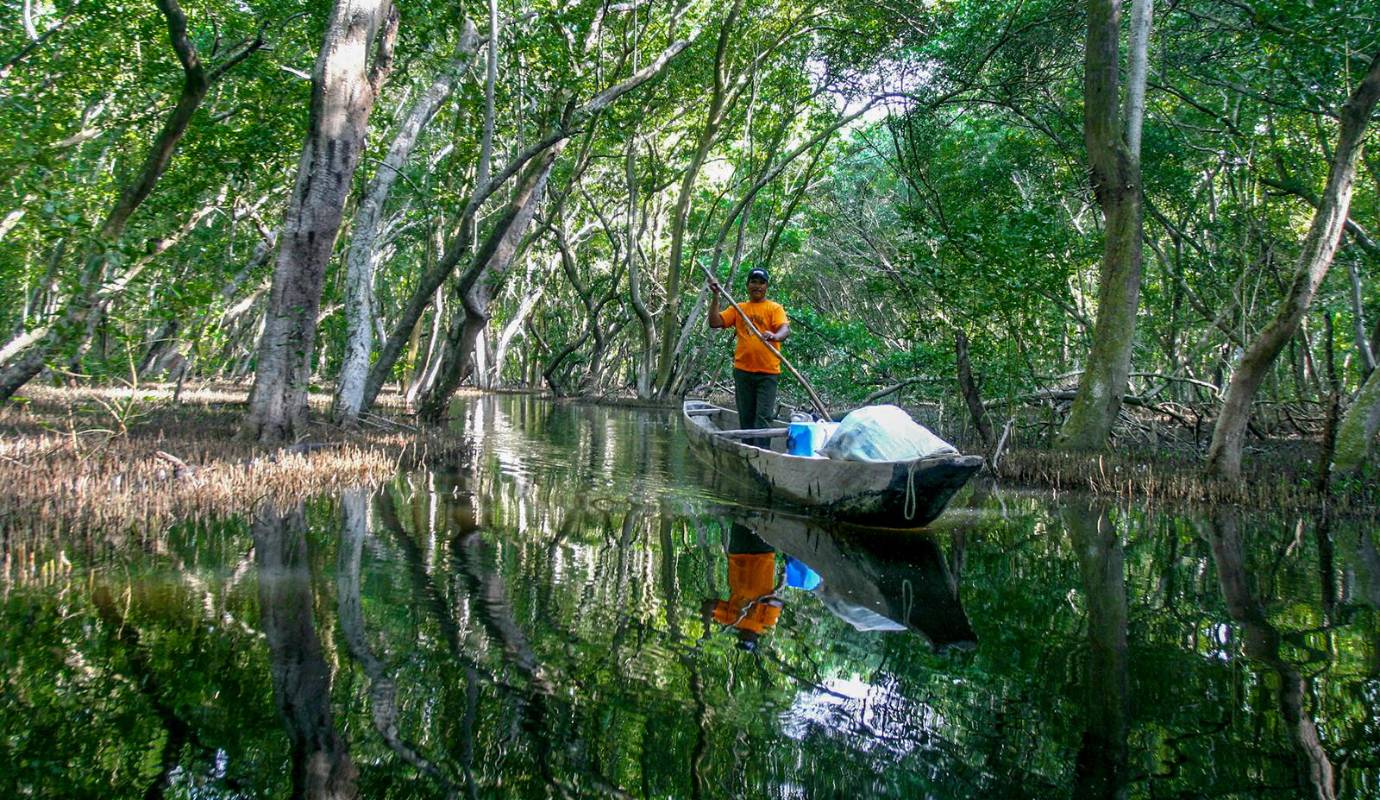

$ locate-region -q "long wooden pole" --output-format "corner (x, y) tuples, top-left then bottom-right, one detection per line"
(699, 263), (831, 422)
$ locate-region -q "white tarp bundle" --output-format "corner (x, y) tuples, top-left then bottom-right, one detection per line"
(815, 589), (907, 632)
(818, 404), (957, 462)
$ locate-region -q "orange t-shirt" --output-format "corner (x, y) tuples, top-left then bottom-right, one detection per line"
(711, 552), (782, 634)
(720, 301), (787, 375)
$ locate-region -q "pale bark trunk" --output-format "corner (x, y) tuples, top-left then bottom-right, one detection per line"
(1206, 53), (1380, 480)
(22, 0), (39, 41)
(1347, 260), (1376, 375)
(625, 137), (657, 399)
(1057, 0), (1147, 450)
(334, 20), (479, 423)
(405, 287), (445, 408)
(403, 224), (439, 397)
(490, 278), (544, 387)
(366, 222), (475, 412)
(472, 328), (489, 389)
(242, 0), (398, 442)
(214, 275), (272, 374)
(1122, 0), (1152, 161)
(477, 0), (497, 190)
(416, 144), (564, 420)
(0, 201), (30, 242)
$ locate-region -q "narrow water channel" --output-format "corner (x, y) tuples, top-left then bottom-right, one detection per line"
(3, 394), (1377, 798)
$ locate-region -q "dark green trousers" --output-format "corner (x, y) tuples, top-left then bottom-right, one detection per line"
(733, 368), (778, 448)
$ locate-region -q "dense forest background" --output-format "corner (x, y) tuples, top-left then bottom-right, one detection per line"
(2, 0), (1379, 480)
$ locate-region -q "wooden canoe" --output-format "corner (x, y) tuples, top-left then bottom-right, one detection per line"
(683, 399), (983, 527)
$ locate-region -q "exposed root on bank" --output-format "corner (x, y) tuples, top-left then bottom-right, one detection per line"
(990, 446), (1378, 515)
(0, 384), (470, 546)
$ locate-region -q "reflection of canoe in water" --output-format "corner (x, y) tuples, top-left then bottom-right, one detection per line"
(683, 400), (983, 527)
(733, 507), (976, 651)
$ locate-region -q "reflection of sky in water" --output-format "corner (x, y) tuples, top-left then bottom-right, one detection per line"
(781, 675), (942, 760)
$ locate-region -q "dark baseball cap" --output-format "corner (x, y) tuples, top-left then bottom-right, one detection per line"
(746, 268), (769, 284)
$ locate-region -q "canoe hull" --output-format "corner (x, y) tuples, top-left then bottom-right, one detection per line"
(683, 400), (982, 527)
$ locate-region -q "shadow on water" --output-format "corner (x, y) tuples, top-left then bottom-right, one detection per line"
(4, 394), (1380, 798)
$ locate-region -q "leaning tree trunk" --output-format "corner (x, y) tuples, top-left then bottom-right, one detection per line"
(955, 329), (993, 446)
(624, 136), (657, 400)
(416, 144), (564, 421)
(1206, 52), (1380, 481)
(490, 274), (545, 387)
(1330, 363), (1380, 477)
(241, 0), (398, 442)
(1057, 0), (1148, 450)
(333, 19), (479, 424)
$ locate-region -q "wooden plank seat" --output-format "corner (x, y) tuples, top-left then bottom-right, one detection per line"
(712, 427), (789, 440)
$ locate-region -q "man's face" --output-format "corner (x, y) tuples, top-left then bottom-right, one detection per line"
(746, 277), (768, 301)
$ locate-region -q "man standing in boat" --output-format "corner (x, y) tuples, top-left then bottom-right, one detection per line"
(707, 267), (791, 446)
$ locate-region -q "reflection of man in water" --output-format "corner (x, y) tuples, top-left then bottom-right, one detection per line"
(702, 523), (783, 652)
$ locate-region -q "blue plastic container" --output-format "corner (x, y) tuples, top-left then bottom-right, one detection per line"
(785, 556), (822, 590)
(786, 422), (815, 455)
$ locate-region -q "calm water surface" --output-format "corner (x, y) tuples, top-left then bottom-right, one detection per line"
(3, 394), (1379, 798)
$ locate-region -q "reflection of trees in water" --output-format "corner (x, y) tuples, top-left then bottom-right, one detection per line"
(370, 481), (487, 792)
(372, 461), (818, 797)
(1061, 502), (1129, 800)
(1347, 529), (1380, 676)
(1346, 526), (1380, 678)
(336, 489), (467, 797)
(253, 502), (357, 800)
(91, 586), (202, 800)
(25, 390), (1380, 798)
(246, 398), (1370, 797)
(1208, 510), (1336, 800)
(373, 474), (577, 796)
